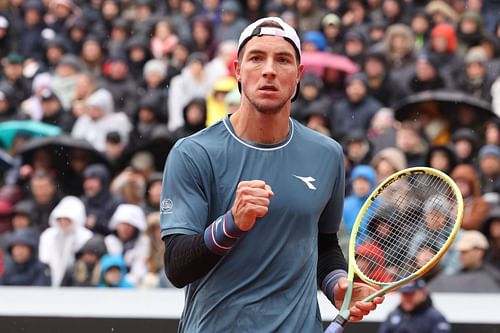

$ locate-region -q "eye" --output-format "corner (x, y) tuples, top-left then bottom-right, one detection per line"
(278, 56), (292, 64)
(249, 55), (263, 62)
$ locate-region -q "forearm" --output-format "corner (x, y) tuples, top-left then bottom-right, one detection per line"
(163, 212), (246, 288)
(317, 232), (348, 304)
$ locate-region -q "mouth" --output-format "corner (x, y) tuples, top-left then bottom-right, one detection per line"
(258, 85), (278, 92)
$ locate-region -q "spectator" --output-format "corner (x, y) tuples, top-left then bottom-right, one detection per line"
(43, 36), (69, 74)
(64, 14), (88, 55)
(291, 72), (329, 123)
(167, 52), (213, 132)
(98, 254), (134, 288)
(477, 144), (500, 195)
(0, 53), (31, 107)
(424, 145), (457, 175)
(428, 230), (500, 293)
(70, 71), (97, 119)
(111, 166), (148, 205)
(189, 15), (218, 60)
(71, 88), (132, 152)
(51, 54), (82, 110)
(103, 53), (139, 119)
(451, 128), (478, 165)
(451, 164), (491, 230)
(302, 98), (334, 137)
(371, 147), (407, 184)
(39, 88), (75, 133)
(171, 97), (208, 141)
(483, 118), (500, 146)
(410, 9), (432, 50)
(342, 29), (368, 66)
(81, 164), (121, 236)
(0, 15), (12, 59)
(139, 212), (172, 288)
(456, 11), (485, 55)
(0, 228), (51, 286)
(138, 59), (170, 122)
(407, 52), (447, 94)
(19, 72), (52, 121)
(24, 171), (62, 232)
(320, 13), (344, 54)
(61, 234), (107, 287)
(330, 73), (382, 137)
(395, 121), (429, 167)
(296, 0), (325, 34)
(105, 18), (130, 57)
(39, 196), (93, 286)
(19, 0), (46, 62)
(142, 173), (163, 216)
(205, 75), (237, 126)
(105, 204), (150, 285)
(342, 164), (376, 234)
(79, 35), (105, 77)
(125, 36), (153, 81)
(482, 205), (500, 270)
(378, 279), (451, 333)
(0, 89), (22, 123)
(383, 23), (415, 80)
(215, 1), (248, 43)
(150, 19), (179, 59)
(342, 130), (374, 168)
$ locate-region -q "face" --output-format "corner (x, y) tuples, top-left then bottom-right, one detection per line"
(31, 176), (57, 204)
(57, 217), (74, 233)
(466, 62), (485, 80)
(459, 248), (483, 269)
(375, 159), (395, 184)
(83, 177), (102, 197)
(352, 177), (371, 197)
(479, 156), (500, 177)
(400, 289), (427, 312)
(425, 210), (447, 230)
(485, 123), (500, 145)
(235, 35), (303, 114)
(430, 151), (449, 171)
(116, 223), (137, 242)
(12, 214), (31, 230)
(364, 58), (384, 77)
(346, 80), (366, 103)
(148, 181), (162, 205)
(455, 179), (471, 198)
(454, 139), (473, 159)
(11, 244), (32, 264)
(412, 16), (429, 34)
(104, 267), (122, 285)
(416, 61), (436, 81)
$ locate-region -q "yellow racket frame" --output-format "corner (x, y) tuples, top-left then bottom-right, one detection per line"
(345, 167), (464, 306)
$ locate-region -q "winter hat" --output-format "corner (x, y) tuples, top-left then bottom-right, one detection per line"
(399, 278), (427, 292)
(303, 31), (327, 51)
(478, 144), (500, 159)
(87, 89), (114, 115)
(456, 230), (489, 251)
(143, 59), (167, 78)
(351, 164), (376, 188)
(220, 0), (241, 15)
(423, 194), (451, 216)
(371, 147), (407, 171)
(322, 13), (341, 27)
(83, 164), (111, 185)
(109, 204), (147, 231)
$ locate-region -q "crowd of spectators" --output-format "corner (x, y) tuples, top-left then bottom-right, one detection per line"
(0, 0), (499, 296)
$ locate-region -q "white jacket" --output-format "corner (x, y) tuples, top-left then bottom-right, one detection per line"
(39, 196), (93, 286)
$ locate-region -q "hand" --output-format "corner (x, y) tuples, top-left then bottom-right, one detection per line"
(333, 277), (385, 322)
(232, 180), (273, 231)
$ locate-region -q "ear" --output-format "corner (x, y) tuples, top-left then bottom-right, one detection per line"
(297, 63), (305, 84)
(233, 59), (241, 82)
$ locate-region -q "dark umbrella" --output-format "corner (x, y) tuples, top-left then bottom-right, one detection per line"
(18, 134), (110, 168)
(393, 90), (497, 131)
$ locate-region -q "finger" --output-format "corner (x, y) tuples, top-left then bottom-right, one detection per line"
(238, 187), (274, 199)
(372, 296), (385, 305)
(264, 184), (274, 196)
(240, 195), (271, 207)
(238, 180), (268, 189)
(244, 203), (269, 218)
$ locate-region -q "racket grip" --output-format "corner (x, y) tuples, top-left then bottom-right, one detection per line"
(324, 315), (348, 333)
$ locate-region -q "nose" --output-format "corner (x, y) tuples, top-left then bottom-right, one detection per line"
(262, 58), (277, 79)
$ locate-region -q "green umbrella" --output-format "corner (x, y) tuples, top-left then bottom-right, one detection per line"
(0, 120), (62, 149)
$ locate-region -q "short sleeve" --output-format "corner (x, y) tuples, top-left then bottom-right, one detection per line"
(318, 142), (345, 233)
(160, 140), (212, 238)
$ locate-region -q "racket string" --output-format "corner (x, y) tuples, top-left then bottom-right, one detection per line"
(354, 174), (459, 284)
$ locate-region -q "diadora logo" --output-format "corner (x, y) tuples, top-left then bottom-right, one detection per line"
(160, 198), (174, 214)
(293, 175), (317, 190)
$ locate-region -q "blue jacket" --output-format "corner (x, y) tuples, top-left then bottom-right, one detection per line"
(342, 165), (376, 233)
(98, 254), (134, 288)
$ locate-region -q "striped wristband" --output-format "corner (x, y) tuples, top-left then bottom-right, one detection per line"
(321, 269), (348, 304)
(203, 211), (244, 255)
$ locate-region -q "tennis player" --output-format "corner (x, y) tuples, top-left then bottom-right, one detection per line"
(160, 17), (383, 332)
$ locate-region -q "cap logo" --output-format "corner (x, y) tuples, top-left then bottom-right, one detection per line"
(255, 27), (286, 38)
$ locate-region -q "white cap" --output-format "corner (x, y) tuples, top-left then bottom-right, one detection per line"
(0, 16), (9, 29)
(237, 17), (301, 60)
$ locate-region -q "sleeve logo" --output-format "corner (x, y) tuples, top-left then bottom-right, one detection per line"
(160, 198), (174, 214)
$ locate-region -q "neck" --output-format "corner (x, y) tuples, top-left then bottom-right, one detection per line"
(230, 99), (291, 144)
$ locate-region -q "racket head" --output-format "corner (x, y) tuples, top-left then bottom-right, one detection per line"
(348, 167), (463, 293)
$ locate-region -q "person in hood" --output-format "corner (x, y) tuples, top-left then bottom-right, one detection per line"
(451, 164), (491, 230)
(62, 233), (107, 287)
(0, 228), (51, 286)
(342, 164), (376, 234)
(355, 241), (394, 283)
(98, 254), (134, 288)
(330, 73), (383, 138)
(378, 279), (451, 333)
(38, 196), (93, 286)
(80, 164), (122, 236)
(71, 88), (132, 152)
(171, 97), (207, 141)
(104, 204), (150, 285)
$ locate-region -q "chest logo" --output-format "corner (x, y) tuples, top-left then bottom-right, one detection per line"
(293, 175), (317, 190)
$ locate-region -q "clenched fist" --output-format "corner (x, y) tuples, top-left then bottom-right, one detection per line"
(232, 180), (274, 231)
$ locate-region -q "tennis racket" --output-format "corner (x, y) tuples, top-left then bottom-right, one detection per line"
(324, 167), (463, 333)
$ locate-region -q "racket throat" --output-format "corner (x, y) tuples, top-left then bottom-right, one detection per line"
(339, 280), (353, 320)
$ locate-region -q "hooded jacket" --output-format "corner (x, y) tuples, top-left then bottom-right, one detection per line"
(450, 164), (491, 230)
(342, 165), (376, 233)
(104, 204), (150, 285)
(98, 254), (134, 288)
(39, 196), (93, 286)
(0, 229), (51, 286)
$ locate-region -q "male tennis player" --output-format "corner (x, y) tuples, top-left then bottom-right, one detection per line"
(160, 16), (383, 332)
